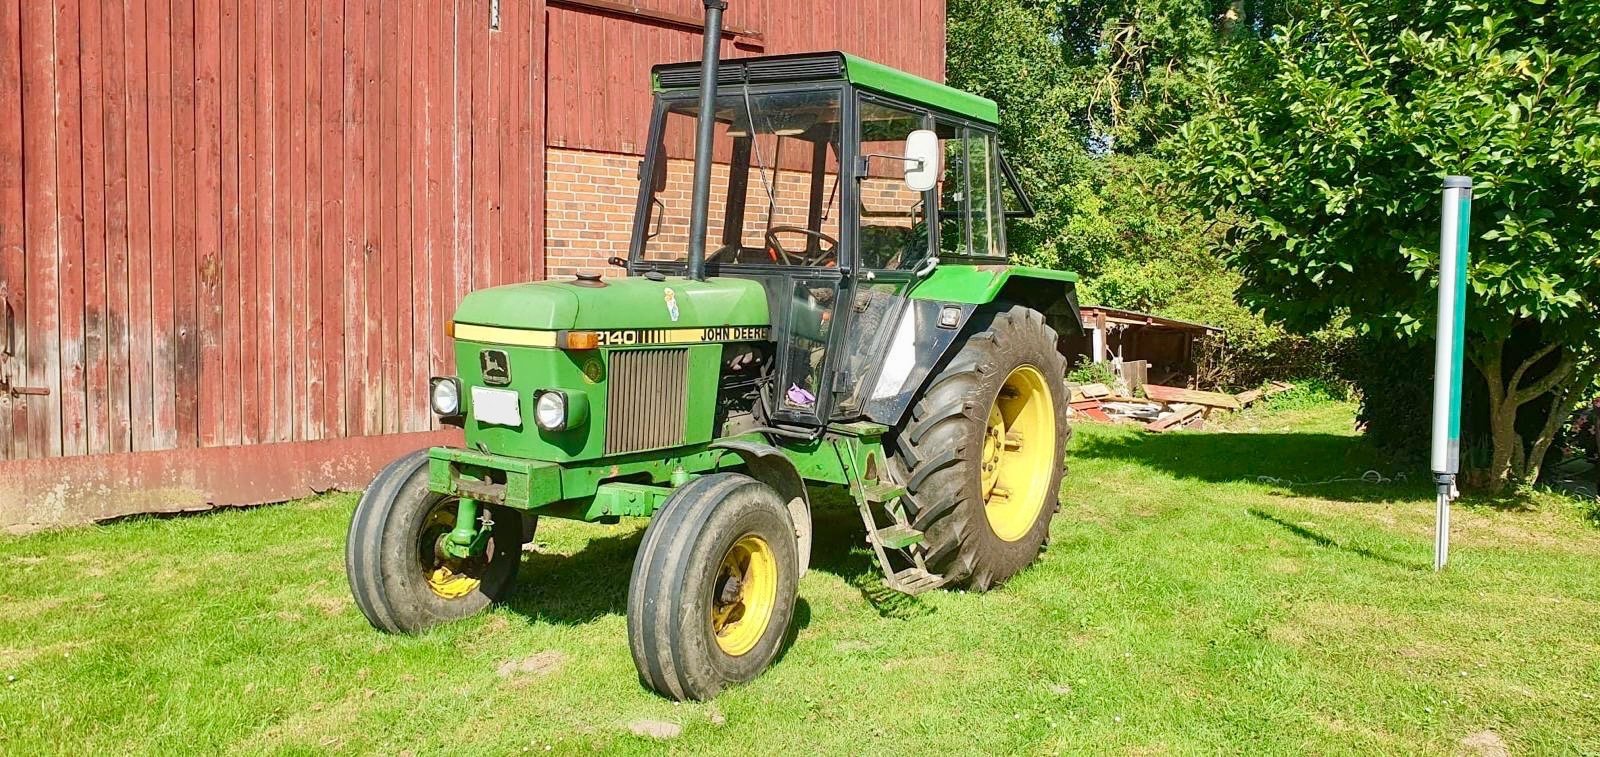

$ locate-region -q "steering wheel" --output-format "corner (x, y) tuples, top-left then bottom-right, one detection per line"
(765, 226), (839, 267)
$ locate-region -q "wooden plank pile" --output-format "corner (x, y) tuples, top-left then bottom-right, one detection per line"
(1067, 381), (1292, 432)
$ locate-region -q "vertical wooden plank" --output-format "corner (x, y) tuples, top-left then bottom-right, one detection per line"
(527, 0), (544, 283)
(340, 0), (366, 437)
(257, 0), (279, 442)
(469, 0), (495, 292)
(146, 0), (178, 450)
(449, 0), (471, 345)
(237, 0), (259, 445)
(360, 0), (381, 434)
(98, 0), (132, 454)
(302, 0), (324, 440)
(319, 0), (343, 439)
(395, 0), (415, 432)
(122, 0), (156, 451)
(492, 0), (514, 292)
(79, 0), (112, 457)
(19, 0), (60, 459)
(194, 0), (224, 447)
(255, 0), (277, 442)
(170, 0), (199, 448)
(217, 0), (240, 445)
(286, 0), (307, 440)
(53, 0), (87, 458)
(376, 0), (397, 434)
(412, 0), (435, 432)
(269, 0), (292, 442)
(425, 0), (451, 388)
(0, 0), (24, 459)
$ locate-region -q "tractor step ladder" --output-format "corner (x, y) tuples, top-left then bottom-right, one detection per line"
(840, 439), (947, 595)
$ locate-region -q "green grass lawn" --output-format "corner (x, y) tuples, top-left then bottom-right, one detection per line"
(3, 399), (1598, 754)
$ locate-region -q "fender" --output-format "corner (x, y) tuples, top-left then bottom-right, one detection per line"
(710, 439), (813, 576)
(859, 265), (1082, 428)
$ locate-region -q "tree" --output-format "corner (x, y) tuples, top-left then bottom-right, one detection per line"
(1177, 0), (1600, 490)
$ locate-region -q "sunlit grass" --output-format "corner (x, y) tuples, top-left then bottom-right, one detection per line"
(1, 401), (1596, 753)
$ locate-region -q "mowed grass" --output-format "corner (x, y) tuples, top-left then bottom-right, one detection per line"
(2, 400), (1598, 754)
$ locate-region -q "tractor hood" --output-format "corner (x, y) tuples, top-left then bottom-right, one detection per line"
(452, 275), (770, 331)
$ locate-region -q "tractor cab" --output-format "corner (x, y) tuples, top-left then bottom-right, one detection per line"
(628, 53), (1036, 430)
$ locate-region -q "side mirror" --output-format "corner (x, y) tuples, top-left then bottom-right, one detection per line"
(903, 129), (940, 193)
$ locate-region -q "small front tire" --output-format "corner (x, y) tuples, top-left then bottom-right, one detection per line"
(346, 450), (526, 634)
(626, 473), (799, 701)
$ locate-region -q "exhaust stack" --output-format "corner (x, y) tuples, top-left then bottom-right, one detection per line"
(684, 0), (726, 282)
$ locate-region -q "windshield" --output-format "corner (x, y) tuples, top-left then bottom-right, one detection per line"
(637, 89), (844, 267)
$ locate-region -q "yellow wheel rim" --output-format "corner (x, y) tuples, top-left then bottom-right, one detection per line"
(711, 535), (778, 657)
(419, 500), (485, 600)
(981, 364), (1055, 542)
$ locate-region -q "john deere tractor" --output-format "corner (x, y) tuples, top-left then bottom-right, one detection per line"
(346, 2), (1080, 701)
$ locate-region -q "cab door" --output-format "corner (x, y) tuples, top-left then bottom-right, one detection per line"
(829, 100), (963, 418)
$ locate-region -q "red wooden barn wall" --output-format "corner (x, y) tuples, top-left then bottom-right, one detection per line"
(0, 0), (944, 530)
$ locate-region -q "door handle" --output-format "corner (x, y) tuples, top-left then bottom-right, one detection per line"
(913, 255), (940, 279)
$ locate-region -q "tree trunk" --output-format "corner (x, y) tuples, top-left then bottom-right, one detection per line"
(1526, 362), (1600, 485)
(1469, 332), (1577, 493)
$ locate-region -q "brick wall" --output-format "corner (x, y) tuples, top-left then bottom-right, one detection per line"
(545, 149), (641, 279)
(544, 146), (925, 277)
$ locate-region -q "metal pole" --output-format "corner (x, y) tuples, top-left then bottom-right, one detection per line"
(685, 0), (727, 282)
(1431, 175), (1472, 571)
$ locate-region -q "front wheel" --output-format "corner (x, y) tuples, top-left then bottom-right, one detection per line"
(626, 473), (799, 701)
(346, 451), (526, 634)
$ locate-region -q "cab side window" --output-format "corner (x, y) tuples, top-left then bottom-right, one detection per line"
(936, 120), (967, 258)
(967, 130), (1001, 258)
(858, 101), (933, 270)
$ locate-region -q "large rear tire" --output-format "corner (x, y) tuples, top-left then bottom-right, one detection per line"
(627, 473), (799, 701)
(890, 304), (1069, 590)
(346, 450), (526, 634)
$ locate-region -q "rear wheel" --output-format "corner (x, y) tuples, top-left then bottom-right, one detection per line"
(891, 304), (1069, 590)
(627, 473), (799, 701)
(346, 451), (526, 633)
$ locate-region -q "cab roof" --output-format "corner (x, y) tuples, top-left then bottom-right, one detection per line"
(652, 51), (999, 126)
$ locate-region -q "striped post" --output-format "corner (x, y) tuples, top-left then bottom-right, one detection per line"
(1431, 176), (1472, 571)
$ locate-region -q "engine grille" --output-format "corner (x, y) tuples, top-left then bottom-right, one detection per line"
(605, 348), (689, 455)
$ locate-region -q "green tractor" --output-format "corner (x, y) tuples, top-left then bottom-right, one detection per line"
(346, 3), (1081, 701)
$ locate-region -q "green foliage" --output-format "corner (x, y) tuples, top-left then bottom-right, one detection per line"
(1177, 0), (1600, 345)
(1174, 0), (1600, 486)
(1264, 378), (1351, 411)
(1067, 360), (1120, 387)
(949, 0), (1312, 382)
(1342, 335), (1436, 460)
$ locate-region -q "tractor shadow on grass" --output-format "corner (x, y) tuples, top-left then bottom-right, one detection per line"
(502, 529), (643, 626)
(498, 487), (934, 629)
(499, 524), (817, 648)
(1073, 430), (1431, 504)
(805, 491), (937, 621)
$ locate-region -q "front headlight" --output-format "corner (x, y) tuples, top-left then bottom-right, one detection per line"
(534, 390), (568, 431)
(429, 377), (462, 416)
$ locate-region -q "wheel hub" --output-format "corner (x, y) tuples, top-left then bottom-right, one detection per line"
(419, 502), (487, 600)
(711, 535), (778, 657)
(981, 365), (1055, 542)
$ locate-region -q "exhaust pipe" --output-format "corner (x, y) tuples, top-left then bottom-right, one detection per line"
(685, 0), (726, 282)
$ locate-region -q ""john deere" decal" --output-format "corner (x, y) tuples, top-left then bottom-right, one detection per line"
(450, 322), (771, 348)
(593, 326), (770, 346)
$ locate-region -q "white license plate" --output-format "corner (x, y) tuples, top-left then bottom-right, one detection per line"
(471, 386), (522, 427)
